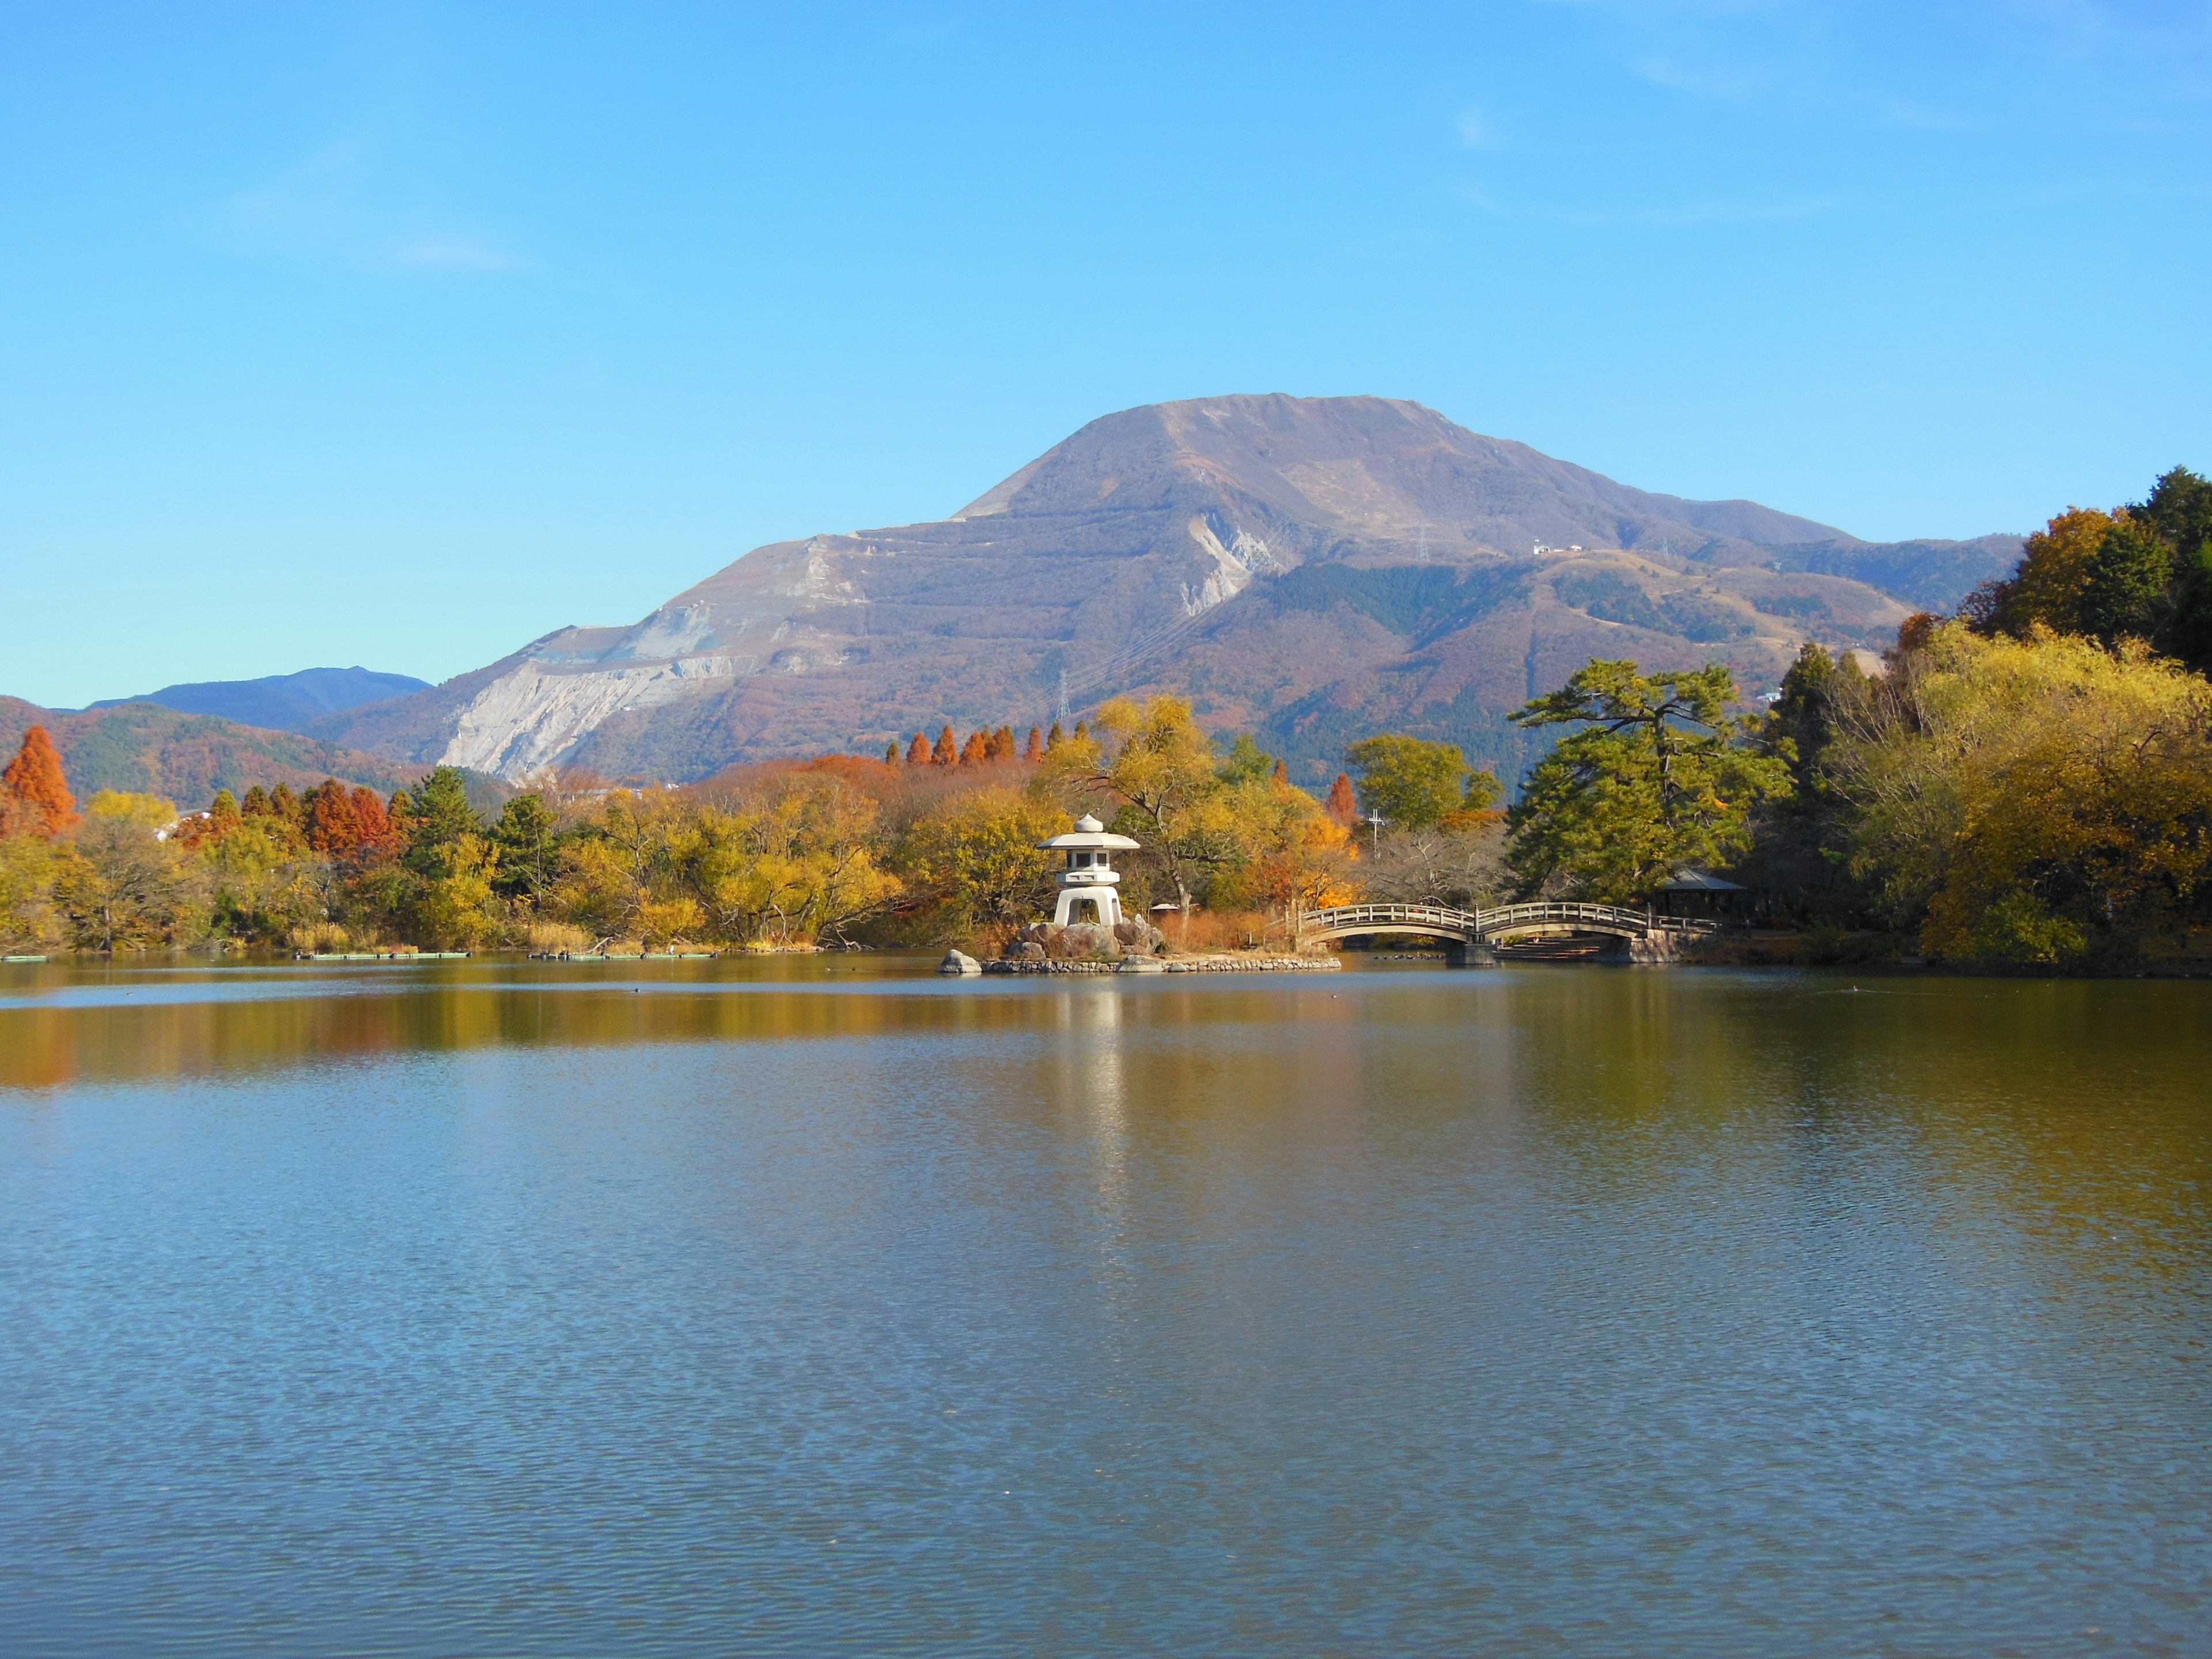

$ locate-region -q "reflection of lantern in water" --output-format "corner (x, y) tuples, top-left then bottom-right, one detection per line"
(1036, 814), (1141, 927)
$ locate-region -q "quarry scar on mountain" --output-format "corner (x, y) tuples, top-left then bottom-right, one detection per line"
(315, 395), (2019, 787)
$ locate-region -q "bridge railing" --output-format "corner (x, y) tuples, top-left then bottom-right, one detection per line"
(1296, 900), (1724, 940)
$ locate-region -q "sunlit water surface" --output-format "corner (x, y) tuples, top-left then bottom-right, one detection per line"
(1, 956), (2206, 1656)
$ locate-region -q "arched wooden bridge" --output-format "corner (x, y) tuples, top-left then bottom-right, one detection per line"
(1296, 901), (1721, 961)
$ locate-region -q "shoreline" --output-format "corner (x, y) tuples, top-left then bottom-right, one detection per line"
(984, 954), (1340, 975)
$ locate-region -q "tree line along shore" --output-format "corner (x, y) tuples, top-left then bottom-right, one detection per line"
(4, 467), (2209, 972)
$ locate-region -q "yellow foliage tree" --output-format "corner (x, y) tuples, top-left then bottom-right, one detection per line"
(410, 832), (502, 950)
(1827, 622), (2212, 963)
(52, 793), (200, 952)
(897, 786), (1065, 934)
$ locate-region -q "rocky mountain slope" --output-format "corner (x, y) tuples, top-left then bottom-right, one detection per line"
(1, 698), (407, 806)
(319, 396), (2021, 787)
(88, 666), (430, 734)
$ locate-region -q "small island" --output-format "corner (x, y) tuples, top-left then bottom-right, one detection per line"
(941, 814), (1339, 975)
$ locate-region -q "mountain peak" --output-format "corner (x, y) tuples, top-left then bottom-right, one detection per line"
(315, 397), (2018, 786)
(957, 393), (1855, 557)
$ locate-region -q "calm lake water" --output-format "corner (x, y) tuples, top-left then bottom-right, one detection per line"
(1, 956), (2206, 1657)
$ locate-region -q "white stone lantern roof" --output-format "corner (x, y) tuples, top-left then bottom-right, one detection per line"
(1036, 812), (1139, 852)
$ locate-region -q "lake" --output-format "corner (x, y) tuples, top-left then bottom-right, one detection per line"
(1, 956), (2205, 1656)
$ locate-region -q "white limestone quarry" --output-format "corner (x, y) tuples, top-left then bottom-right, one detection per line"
(435, 536), (876, 781)
(439, 655), (741, 779)
(1179, 518), (1277, 618)
(607, 601), (718, 662)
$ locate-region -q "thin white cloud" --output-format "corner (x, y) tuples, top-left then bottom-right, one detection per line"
(1634, 52), (1769, 100)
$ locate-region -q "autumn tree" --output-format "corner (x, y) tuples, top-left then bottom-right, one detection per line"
(1507, 660), (1790, 902)
(393, 767), (499, 948)
(897, 787), (1063, 934)
(665, 775), (899, 945)
(1024, 727), (1043, 762)
(0, 832), (64, 952)
(351, 787), (395, 852)
(51, 793), (198, 952)
(304, 779), (363, 854)
(2, 726), (78, 839)
(1043, 697), (1224, 912)
(1217, 734), (1275, 786)
(1361, 821), (1511, 911)
(933, 725), (957, 766)
(1344, 735), (1501, 831)
(1324, 773), (1358, 827)
(907, 733), (931, 766)
(1037, 699), (1346, 917)
(1824, 622), (2212, 962)
(1971, 475), (2212, 658)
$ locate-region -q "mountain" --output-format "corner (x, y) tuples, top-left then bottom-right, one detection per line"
(0, 698), (409, 808)
(320, 395), (2023, 787)
(88, 666), (431, 734)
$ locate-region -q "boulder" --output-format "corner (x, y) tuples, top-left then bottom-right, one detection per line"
(937, 949), (983, 976)
(1003, 941), (1047, 961)
(1113, 918), (1169, 954)
(1044, 923), (1119, 960)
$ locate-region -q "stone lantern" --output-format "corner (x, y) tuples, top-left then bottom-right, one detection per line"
(1037, 813), (1140, 927)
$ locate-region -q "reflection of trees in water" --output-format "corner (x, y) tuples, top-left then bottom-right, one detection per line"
(1496, 975), (2212, 1310)
(0, 969), (1048, 1090)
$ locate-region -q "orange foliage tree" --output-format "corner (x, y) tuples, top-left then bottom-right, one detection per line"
(1324, 773), (1358, 828)
(351, 787), (396, 852)
(305, 779), (364, 854)
(2, 726), (78, 839)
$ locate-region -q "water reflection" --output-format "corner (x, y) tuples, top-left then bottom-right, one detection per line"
(0, 960), (2206, 1654)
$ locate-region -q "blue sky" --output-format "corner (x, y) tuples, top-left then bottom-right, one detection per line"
(5, 2), (2209, 708)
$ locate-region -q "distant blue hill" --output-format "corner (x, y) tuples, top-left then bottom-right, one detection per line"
(88, 666), (432, 735)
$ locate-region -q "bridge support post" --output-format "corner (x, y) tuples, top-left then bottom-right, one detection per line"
(1599, 933), (1680, 965)
(1445, 940), (1495, 968)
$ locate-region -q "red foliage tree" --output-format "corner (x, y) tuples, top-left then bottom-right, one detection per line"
(1324, 772), (1359, 827)
(2, 725), (78, 839)
(305, 778), (363, 854)
(350, 787), (395, 852)
(1024, 726), (1043, 762)
(933, 725), (957, 766)
(959, 730), (988, 766)
(906, 733), (931, 766)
